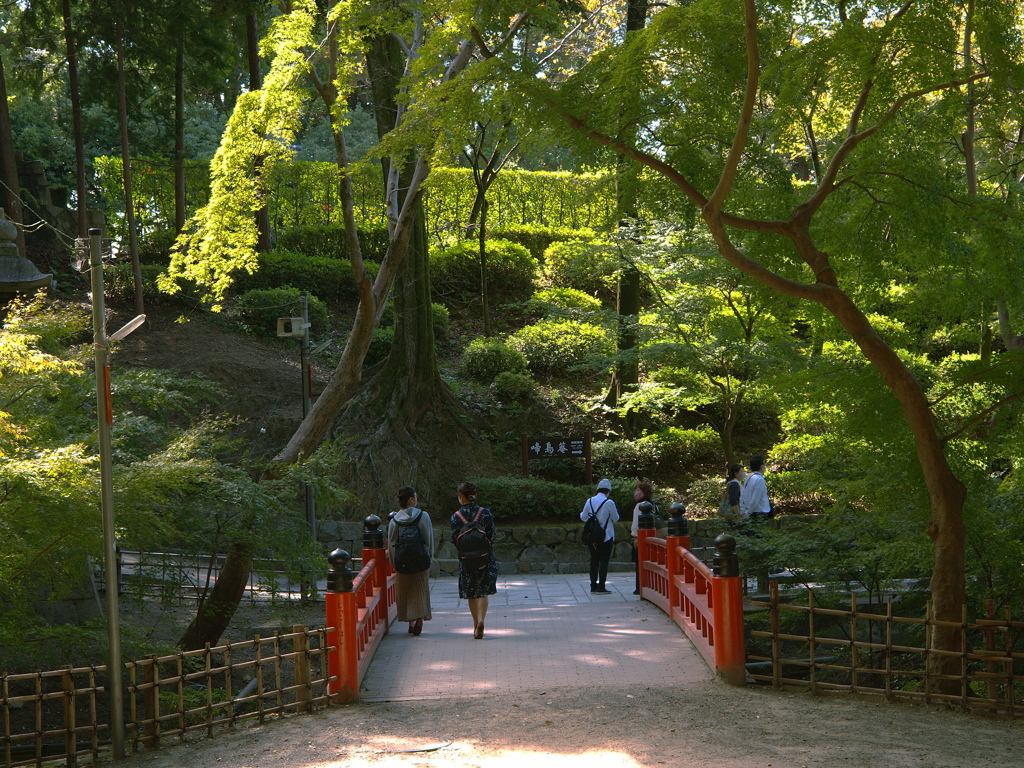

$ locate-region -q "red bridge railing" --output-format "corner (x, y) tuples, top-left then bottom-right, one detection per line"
(636, 505), (746, 685)
(324, 516), (398, 703)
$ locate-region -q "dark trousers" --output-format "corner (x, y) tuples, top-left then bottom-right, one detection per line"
(589, 539), (614, 589)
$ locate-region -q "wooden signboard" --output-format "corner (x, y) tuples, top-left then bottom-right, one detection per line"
(521, 431), (592, 484)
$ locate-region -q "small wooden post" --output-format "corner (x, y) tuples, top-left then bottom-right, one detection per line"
(584, 430), (592, 485)
(62, 667), (77, 768)
(710, 534), (746, 686)
(850, 593), (858, 693)
(325, 549), (358, 703)
(808, 590), (817, 694)
(143, 655), (158, 749)
(985, 599), (997, 703)
(769, 580), (781, 690)
(293, 625), (311, 713)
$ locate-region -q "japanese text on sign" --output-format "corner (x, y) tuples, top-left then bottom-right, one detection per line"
(528, 437), (585, 458)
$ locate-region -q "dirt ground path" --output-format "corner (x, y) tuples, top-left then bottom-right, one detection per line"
(122, 681), (1024, 768)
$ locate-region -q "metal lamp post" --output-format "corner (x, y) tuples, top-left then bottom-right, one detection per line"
(86, 228), (145, 760)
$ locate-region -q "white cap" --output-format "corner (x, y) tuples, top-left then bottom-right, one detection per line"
(597, 478), (612, 491)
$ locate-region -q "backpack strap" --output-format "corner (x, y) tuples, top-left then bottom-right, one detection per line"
(455, 510), (467, 525)
(589, 497), (610, 534)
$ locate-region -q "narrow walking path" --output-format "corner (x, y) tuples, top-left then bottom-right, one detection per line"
(360, 573), (711, 701)
(121, 573), (1024, 768)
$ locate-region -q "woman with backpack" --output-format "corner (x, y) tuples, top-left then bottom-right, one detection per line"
(450, 481), (497, 639)
(388, 486), (433, 636)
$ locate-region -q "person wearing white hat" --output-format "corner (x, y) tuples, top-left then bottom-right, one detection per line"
(580, 478), (619, 593)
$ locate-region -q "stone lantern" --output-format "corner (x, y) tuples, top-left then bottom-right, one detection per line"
(0, 207), (52, 296)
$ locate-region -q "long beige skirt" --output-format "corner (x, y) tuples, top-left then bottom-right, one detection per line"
(395, 569), (432, 622)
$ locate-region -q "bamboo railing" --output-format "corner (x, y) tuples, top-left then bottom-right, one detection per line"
(749, 581), (1024, 716)
(2, 627), (332, 768)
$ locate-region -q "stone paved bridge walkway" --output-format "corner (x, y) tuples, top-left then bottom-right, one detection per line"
(122, 573), (1024, 768)
(360, 573), (711, 701)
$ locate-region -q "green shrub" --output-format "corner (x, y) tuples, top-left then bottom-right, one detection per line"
(234, 249), (379, 304)
(469, 476), (642, 523)
(507, 319), (614, 378)
(139, 229), (176, 263)
(592, 427), (720, 479)
(275, 223), (390, 261)
(232, 287), (329, 338)
(542, 239), (619, 304)
(432, 302), (450, 341)
(533, 287), (603, 310)
(488, 224), (595, 262)
(364, 325), (394, 366)
(458, 338), (528, 383)
(431, 239), (537, 302)
(469, 477), (591, 522)
(105, 263), (167, 304)
(491, 371), (535, 402)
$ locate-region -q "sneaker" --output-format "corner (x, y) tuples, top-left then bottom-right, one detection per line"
(632, 589), (641, 595)
(593, 587), (612, 594)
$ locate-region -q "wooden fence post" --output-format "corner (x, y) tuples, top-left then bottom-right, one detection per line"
(293, 625), (311, 713)
(325, 549), (358, 703)
(769, 580), (781, 690)
(710, 534), (746, 686)
(143, 655), (158, 749)
(62, 667), (76, 768)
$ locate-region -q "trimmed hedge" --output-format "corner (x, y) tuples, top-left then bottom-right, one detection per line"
(431, 239), (537, 303)
(470, 476), (641, 523)
(488, 224), (595, 262)
(542, 239), (619, 305)
(275, 223), (390, 261)
(233, 249), (379, 304)
(458, 338), (528, 383)
(592, 427), (720, 479)
(233, 287), (329, 339)
(507, 319), (614, 378)
(491, 371), (536, 402)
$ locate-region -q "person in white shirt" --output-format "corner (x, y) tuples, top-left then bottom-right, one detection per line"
(739, 455), (772, 521)
(580, 478), (619, 593)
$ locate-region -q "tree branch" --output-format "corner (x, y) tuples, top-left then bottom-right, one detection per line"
(705, 0), (759, 215)
(942, 392), (1024, 443)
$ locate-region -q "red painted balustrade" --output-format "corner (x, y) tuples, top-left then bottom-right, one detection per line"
(324, 516), (398, 703)
(636, 507), (746, 685)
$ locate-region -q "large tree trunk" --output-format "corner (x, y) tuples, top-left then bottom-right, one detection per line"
(604, 0), (646, 429)
(0, 55), (26, 258)
(115, 11), (144, 315)
(179, 541), (253, 651)
(321, 33), (490, 516)
(62, 0), (88, 238)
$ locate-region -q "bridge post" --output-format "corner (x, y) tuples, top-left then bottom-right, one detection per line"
(711, 534), (746, 685)
(325, 549), (359, 703)
(362, 515), (387, 592)
(665, 503), (689, 608)
(636, 502), (656, 594)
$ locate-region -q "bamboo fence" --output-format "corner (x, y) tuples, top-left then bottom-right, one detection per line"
(2, 626), (333, 768)
(749, 581), (1024, 716)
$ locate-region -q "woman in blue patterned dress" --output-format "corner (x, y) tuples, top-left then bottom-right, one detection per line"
(450, 481), (498, 639)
